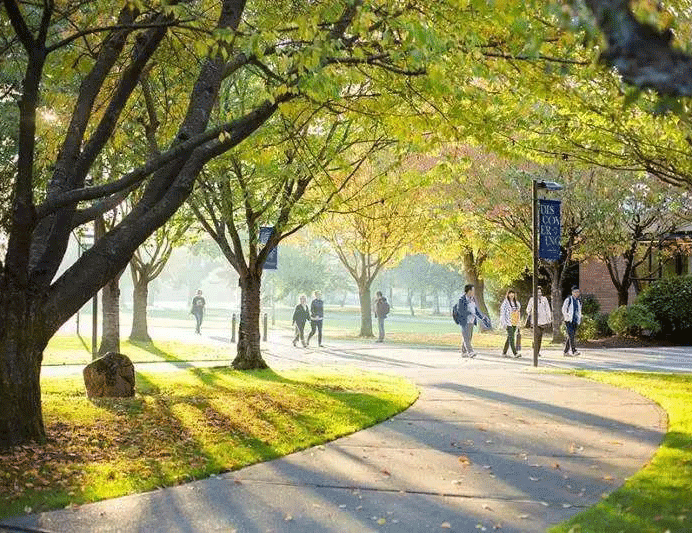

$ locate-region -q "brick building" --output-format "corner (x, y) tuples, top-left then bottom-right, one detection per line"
(579, 227), (692, 313)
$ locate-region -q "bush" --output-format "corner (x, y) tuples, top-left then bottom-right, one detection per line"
(577, 315), (597, 341)
(608, 304), (661, 337)
(595, 312), (613, 337)
(581, 294), (601, 318)
(560, 316), (597, 341)
(637, 276), (692, 340)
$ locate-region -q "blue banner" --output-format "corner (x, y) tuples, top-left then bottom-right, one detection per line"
(259, 226), (278, 270)
(539, 199), (561, 261)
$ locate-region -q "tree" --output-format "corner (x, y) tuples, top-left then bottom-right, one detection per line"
(319, 165), (432, 336)
(579, 175), (692, 305)
(4, 0), (512, 447)
(191, 110), (390, 368)
(129, 217), (191, 342)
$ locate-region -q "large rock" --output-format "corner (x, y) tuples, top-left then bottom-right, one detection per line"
(83, 352), (135, 398)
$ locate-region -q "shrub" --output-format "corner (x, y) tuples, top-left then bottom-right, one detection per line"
(560, 316), (597, 341)
(577, 315), (597, 341)
(608, 304), (661, 337)
(595, 312), (613, 337)
(637, 276), (692, 340)
(581, 294), (601, 318)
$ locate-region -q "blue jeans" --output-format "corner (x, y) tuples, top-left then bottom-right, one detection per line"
(460, 322), (474, 353)
(377, 317), (385, 341)
(564, 321), (578, 353)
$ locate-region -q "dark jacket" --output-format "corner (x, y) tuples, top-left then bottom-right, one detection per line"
(310, 299), (324, 321)
(292, 304), (310, 327)
(375, 297), (389, 318)
(457, 294), (491, 329)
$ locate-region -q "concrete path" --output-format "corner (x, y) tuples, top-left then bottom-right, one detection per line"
(2, 332), (676, 533)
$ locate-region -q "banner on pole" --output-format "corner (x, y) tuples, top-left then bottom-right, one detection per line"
(539, 199), (561, 261)
(259, 226), (278, 270)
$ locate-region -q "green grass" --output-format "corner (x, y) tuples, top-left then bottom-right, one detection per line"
(550, 372), (692, 533)
(43, 335), (231, 365)
(0, 367), (418, 519)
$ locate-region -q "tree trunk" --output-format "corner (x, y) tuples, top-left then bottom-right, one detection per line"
(232, 271), (268, 369)
(550, 265), (565, 343)
(432, 291), (441, 315)
(462, 250), (489, 316)
(358, 283), (374, 337)
(99, 273), (122, 355)
(130, 278), (151, 342)
(407, 289), (415, 316)
(0, 302), (47, 447)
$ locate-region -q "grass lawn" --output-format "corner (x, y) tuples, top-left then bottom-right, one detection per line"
(550, 372), (692, 533)
(0, 367), (418, 519)
(43, 335), (231, 365)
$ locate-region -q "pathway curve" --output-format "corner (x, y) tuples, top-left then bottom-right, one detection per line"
(2, 333), (674, 533)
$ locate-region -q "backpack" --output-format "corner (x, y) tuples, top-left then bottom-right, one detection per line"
(382, 301), (390, 317)
(452, 303), (460, 325)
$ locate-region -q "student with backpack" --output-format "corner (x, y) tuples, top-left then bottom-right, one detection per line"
(561, 286), (582, 356)
(374, 291), (390, 342)
(453, 284), (491, 358)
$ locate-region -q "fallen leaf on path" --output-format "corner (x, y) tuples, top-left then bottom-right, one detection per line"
(518, 514), (529, 519)
(458, 455), (472, 466)
(440, 522), (451, 529)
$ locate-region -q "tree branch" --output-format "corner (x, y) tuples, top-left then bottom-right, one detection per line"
(583, 0), (692, 96)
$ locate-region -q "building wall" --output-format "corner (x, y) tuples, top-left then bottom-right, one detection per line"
(579, 259), (637, 313)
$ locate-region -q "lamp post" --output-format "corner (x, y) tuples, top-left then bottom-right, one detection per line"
(532, 179), (563, 368)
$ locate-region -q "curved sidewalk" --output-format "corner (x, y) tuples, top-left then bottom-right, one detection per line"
(2, 342), (667, 532)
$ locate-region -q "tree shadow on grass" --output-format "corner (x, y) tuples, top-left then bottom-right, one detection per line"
(128, 339), (181, 362)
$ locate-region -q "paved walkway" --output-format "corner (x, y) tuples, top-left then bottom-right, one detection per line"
(3, 331), (682, 533)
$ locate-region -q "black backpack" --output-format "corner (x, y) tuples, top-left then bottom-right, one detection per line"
(452, 303), (460, 325)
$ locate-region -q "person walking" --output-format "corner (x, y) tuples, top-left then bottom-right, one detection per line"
(500, 289), (521, 358)
(562, 286), (582, 356)
(374, 291), (390, 342)
(292, 294), (311, 347)
(190, 289), (206, 334)
(306, 290), (324, 347)
(526, 286), (552, 356)
(457, 284), (491, 358)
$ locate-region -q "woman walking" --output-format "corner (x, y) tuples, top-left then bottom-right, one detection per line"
(500, 289), (521, 358)
(292, 294), (311, 347)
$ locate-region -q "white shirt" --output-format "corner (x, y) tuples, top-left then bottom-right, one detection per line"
(527, 296), (552, 326)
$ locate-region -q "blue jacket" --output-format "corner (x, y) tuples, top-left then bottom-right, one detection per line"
(458, 295), (492, 329)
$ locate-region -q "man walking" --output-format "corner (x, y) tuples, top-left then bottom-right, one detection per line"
(190, 289), (206, 334)
(374, 291), (390, 342)
(307, 290), (324, 347)
(457, 284), (491, 358)
(561, 286), (582, 356)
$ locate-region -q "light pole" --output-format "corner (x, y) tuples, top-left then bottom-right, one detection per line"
(532, 179), (563, 368)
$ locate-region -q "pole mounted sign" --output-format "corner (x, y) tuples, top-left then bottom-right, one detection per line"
(259, 226), (278, 270)
(538, 199), (561, 261)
